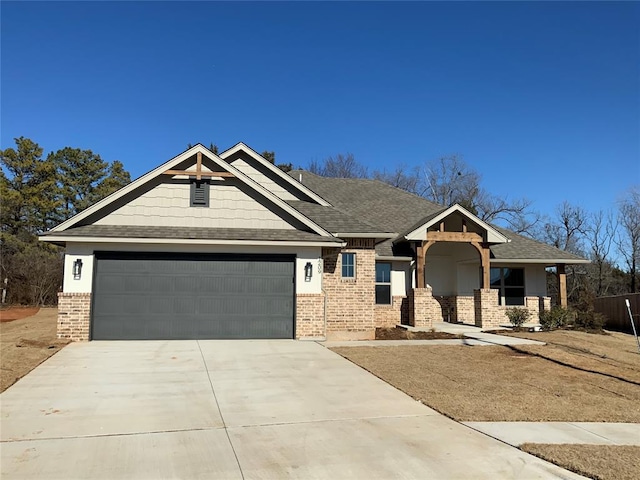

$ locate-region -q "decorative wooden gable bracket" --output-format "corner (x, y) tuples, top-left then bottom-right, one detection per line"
(416, 220), (491, 290)
(162, 152), (235, 180)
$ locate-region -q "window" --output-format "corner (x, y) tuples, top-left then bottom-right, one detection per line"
(190, 180), (210, 207)
(342, 253), (355, 278)
(376, 263), (391, 304)
(490, 267), (525, 305)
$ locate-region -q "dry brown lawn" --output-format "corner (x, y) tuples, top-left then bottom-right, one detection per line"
(0, 307), (68, 392)
(520, 444), (640, 480)
(331, 330), (640, 422)
(501, 329), (640, 384)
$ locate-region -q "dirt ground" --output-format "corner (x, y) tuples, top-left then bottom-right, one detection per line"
(0, 306), (40, 322)
(520, 444), (640, 480)
(0, 308), (68, 392)
(375, 327), (459, 340)
(331, 330), (640, 422)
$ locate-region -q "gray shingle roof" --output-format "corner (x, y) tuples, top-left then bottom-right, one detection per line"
(286, 201), (389, 234)
(490, 227), (587, 262)
(289, 171), (443, 232)
(289, 170), (588, 264)
(44, 225), (342, 243)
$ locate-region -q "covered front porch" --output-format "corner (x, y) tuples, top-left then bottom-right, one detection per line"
(396, 205), (566, 329)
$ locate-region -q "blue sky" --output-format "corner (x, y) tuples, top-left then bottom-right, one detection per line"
(2, 1), (638, 218)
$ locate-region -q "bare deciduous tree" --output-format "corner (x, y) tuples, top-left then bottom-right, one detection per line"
(372, 164), (421, 195)
(420, 155), (539, 234)
(309, 153), (368, 178)
(585, 210), (617, 296)
(541, 201), (588, 254)
(617, 186), (640, 292)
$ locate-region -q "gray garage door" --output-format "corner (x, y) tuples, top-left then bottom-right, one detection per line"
(92, 253), (295, 340)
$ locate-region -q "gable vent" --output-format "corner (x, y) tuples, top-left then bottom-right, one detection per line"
(190, 180), (210, 207)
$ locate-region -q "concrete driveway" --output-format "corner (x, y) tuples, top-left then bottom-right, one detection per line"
(1, 340), (584, 479)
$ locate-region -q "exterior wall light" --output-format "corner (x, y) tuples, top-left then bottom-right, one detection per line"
(304, 262), (313, 282)
(73, 259), (83, 280)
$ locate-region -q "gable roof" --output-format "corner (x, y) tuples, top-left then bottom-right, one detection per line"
(286, 201), (394, 237)
(49, 145), (333, 238)
(489, 226), (589, 263)
(400, 204), (510, 244)
(288, 171), (444, 233)
(289, 170), (589, 264)
(219, 143), (331, 206)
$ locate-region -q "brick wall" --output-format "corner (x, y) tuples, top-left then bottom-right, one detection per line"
(456, 296), (475, 323)
(374, 296), (408, 328)
(408, 286), (441, 328)
(57, 292), (91, 341)
(474, 289), (503, 328)
(296, 294), (325, 339)
(322, 240), (376, 340)
(474, 289), (548, 328)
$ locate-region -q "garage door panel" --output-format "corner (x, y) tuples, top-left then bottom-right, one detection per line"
(92, 254), (295, 340)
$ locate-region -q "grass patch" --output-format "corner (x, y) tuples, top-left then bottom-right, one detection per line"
(521, 444), (640, 480)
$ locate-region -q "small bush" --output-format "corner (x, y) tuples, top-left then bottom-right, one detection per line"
(505, 307), (532, 328)
(572, 310), (606, 332)
(539, 307), (574, 330)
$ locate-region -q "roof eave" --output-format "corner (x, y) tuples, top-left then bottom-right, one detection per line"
(376, 255), (413, 262)
(332, 232), (397, 239)
(39, 235), (345, 248)
(490, 258), (591, 265)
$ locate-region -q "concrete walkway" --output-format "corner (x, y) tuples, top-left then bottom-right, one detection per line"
(464, 422), (640, 447)
(1, 340), (583, 479)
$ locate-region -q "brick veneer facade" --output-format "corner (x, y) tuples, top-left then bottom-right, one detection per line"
(456, 296), (475, 323)
(322, 239), (376, 340)
(296, 294), (325, 339)
(57, 292), (91, 341)
(474, 289), (549, 328)
(374, 296), (409, 328)
(408, 286), (442, 328)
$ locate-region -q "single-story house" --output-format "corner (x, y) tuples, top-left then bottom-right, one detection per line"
(40, 143), (588, 341)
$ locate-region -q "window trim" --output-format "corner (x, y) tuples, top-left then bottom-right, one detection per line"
(375, 262), (392, 305)
(341, 252), (356, 279)
(490, 267), (525, 306)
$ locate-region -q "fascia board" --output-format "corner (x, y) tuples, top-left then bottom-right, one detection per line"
(219, 142), (331, 206)
(332, 232), (397, 239)
(376, 255), (413, 262)
(39, 235), (345, 248)
(490, 258), (591, 265)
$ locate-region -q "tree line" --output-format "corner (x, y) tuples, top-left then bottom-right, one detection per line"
(308, 153), (640, 304)
(1, 137), (131, 305)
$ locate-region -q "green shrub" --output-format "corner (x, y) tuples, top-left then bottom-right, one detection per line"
(539, 307), (574, 330)
(572, 310), (606, 332)
(505, 307), (532, 328)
